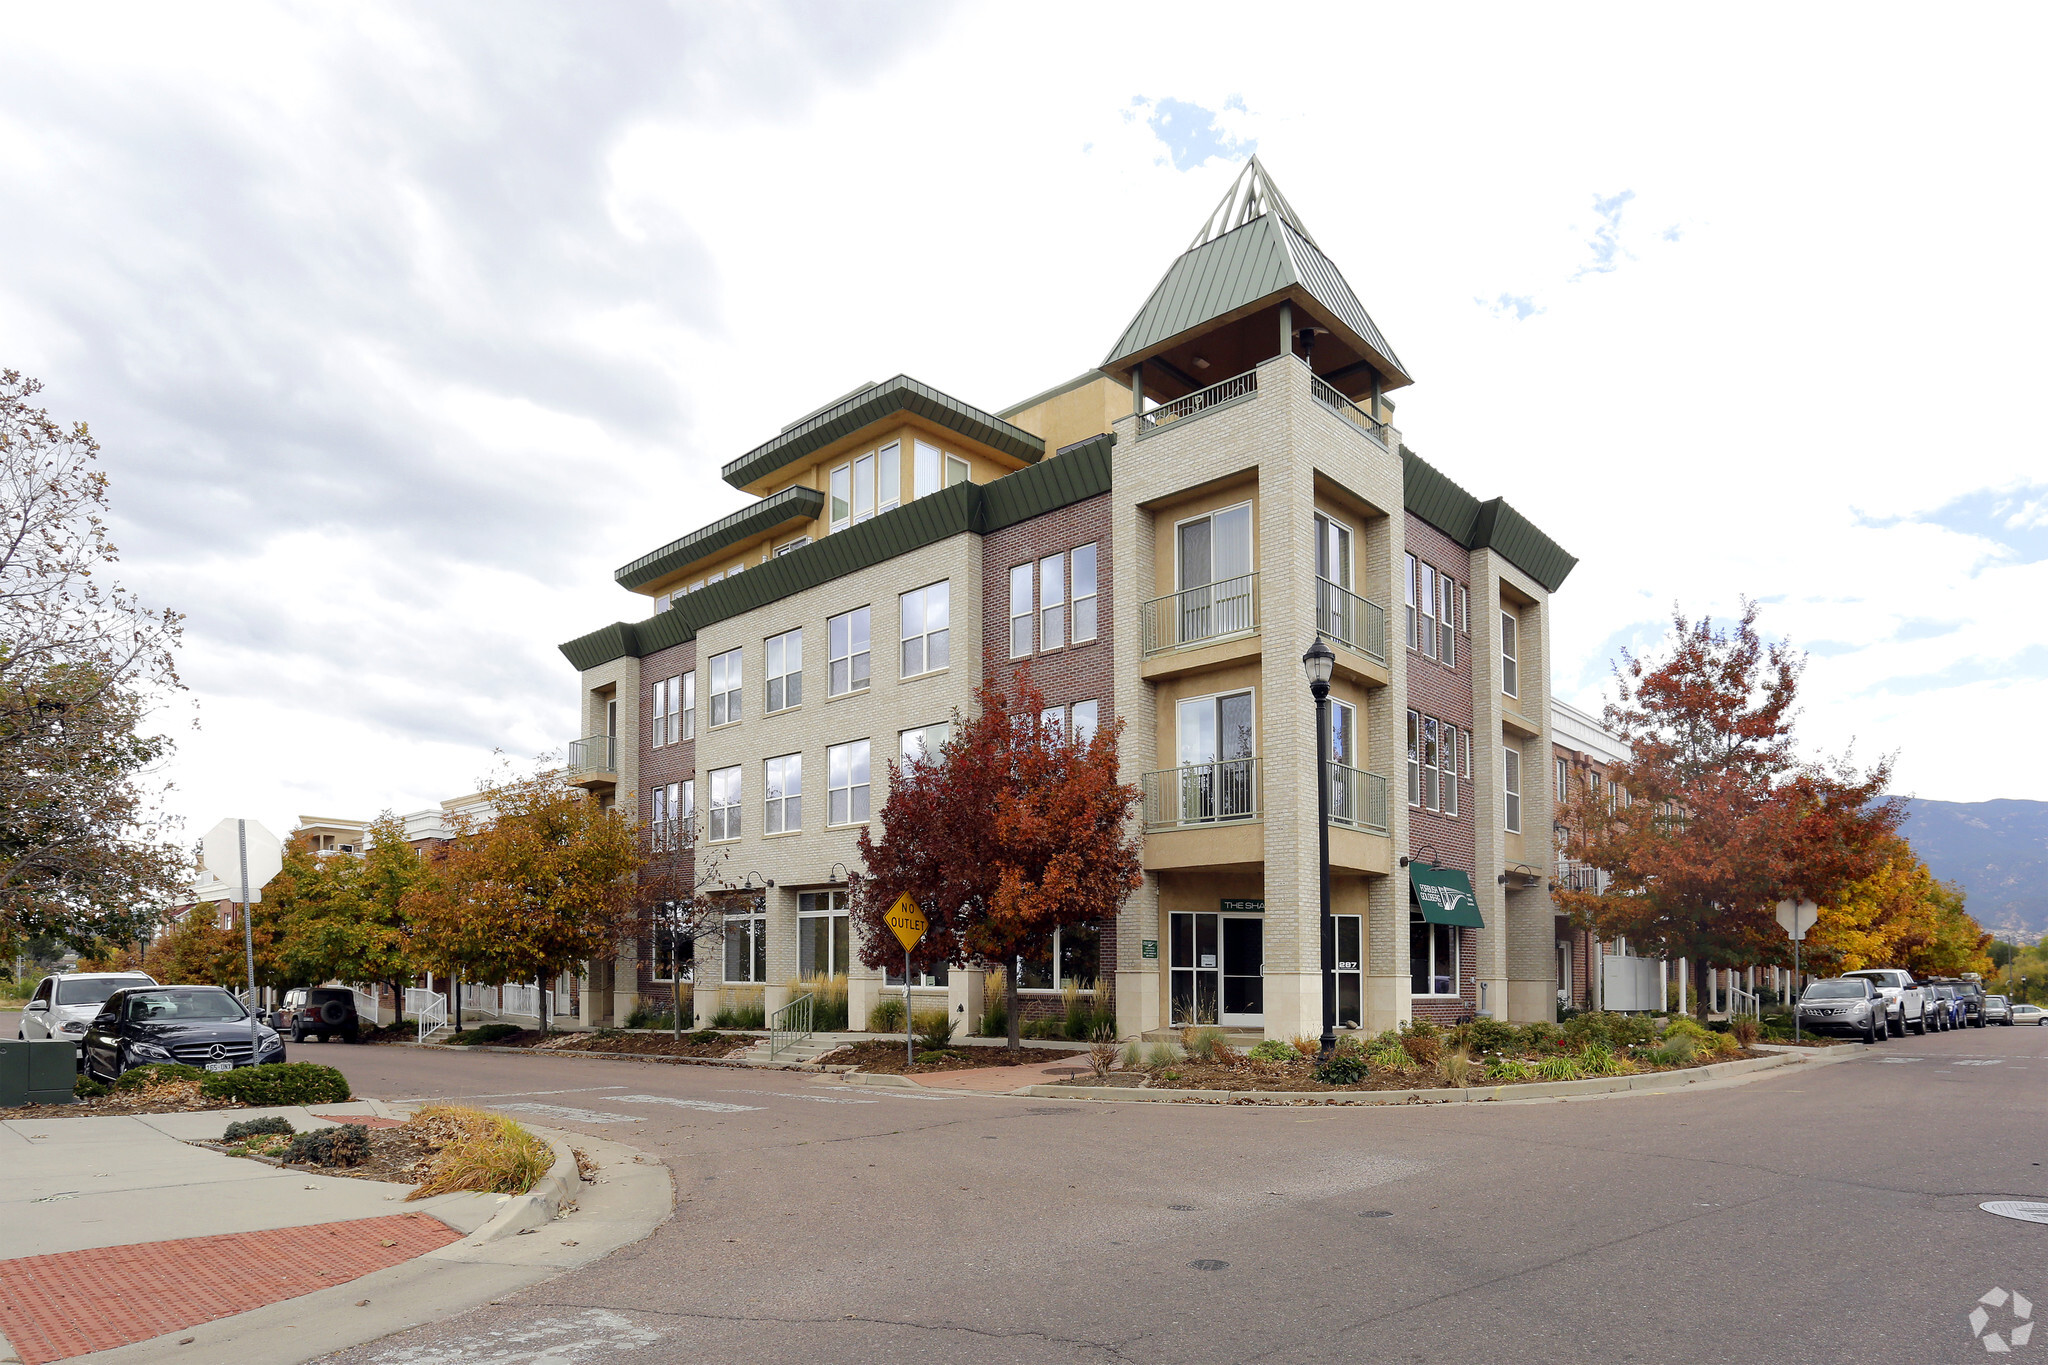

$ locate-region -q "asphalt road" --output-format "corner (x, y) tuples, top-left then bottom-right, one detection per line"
(270, 1023), (2048, 1365)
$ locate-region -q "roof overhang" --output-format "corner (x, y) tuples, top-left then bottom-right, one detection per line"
(614, 485), (825, 593)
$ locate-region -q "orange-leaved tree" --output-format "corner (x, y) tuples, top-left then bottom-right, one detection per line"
(1804, 835), (1990, 978)
(853, 672), (1142, 1052)
(1555, 601), (1901, 1012)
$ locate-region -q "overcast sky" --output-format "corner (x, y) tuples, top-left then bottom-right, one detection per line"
(2, 2), (2043, 849)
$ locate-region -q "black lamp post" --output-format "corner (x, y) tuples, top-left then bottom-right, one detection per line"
(1302, 637), (1337, 1059)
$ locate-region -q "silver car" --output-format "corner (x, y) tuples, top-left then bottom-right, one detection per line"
(1983, 995), (2013, 1026)
(18, 971), (158, 1056)
(1797, 978), (1887, 1044)
(1841, 968), (1927, 1036)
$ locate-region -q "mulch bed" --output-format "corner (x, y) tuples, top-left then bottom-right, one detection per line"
(191, 1119), (446, 1186)
(816, 1041), (1084, 1074)
(1053, 1047), (1765, 1093)
(4, 1079), (251, 1121)
(465, 1029), (753, 1059)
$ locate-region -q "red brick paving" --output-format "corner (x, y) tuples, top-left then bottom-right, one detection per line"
(0, 1214), (459, 1364)
(311, 1113), (406, 1128)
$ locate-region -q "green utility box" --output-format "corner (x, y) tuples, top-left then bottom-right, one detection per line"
(0, 1038), (79, 1107)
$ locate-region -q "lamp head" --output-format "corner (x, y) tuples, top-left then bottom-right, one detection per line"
(1301, 636), (1335, 693)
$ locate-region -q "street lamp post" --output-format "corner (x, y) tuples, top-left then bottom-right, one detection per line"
(1302, 638), (1337, 1060)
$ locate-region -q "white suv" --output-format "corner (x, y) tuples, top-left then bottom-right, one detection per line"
(19, 972), (158, 1055)
(1841, 968), (1927, 1037)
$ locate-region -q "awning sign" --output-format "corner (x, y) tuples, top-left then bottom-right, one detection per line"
(1410, 864), (1484, 928)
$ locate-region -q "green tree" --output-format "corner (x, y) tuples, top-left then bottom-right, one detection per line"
(277, 813), (422, 1022)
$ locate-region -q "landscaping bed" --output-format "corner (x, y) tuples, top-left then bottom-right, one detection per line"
(440, 1024), (752, 1058)
(818, 1041), (1085, 1074)
(189, 1105), (552, 1197)
(5, 1061), (354, 1119)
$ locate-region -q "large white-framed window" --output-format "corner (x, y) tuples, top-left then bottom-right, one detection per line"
(900, 580), (950, 677)
(764, 628), (802, 713)
(709, 648), (742, 727)
(725, 900), (766, 984)
(1008, 563), (1033, 658)
(1504, 746), (1523, 833)
(828, 739), (870, 826)
(1501, 610), (1520, 698)
(680, 670), (695, 740)
(708, 765), (742, 842)
(834, 443), (901, 529)
(1014, 923), (1101, 991)
(1406, 710), (1421, 807)
(830, 464), (850, 531)
(1411, 911), (1458, 997)
(946, 453), (970, 488)
(798, 891), (852, 977)
(1072, 700), (1099, 746)
(1039, 552), (1066, 651)
(1404, 552), (1418, 650)
(913, 440), (942, 501)
(828, 606), (870, 697)
(1071, 543), (1098, 643)
(901, 722), (950, 763)
(764, 753), (802, 834)
(1175, 502), (1254, 644)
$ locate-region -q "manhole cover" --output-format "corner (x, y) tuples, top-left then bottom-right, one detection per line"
(1359, 1210), (1393, 1218)
(1168, 1204), (1199, 1211)
(1190, 1259), (1229, 1271)
(1982, 1202), (2048, 1225)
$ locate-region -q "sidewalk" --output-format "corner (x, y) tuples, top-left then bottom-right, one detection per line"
(0, 1101), (671, 1365)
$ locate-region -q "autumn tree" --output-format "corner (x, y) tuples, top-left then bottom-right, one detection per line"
(1556, 602), (1901, 1013)
(628, 838), (734, 1037)
(405, 765), (641, 1032)
(853, 672), (1142, 1052)
(276, 813), (422, 1020)
(0, 372), (189, 951)
(1803, 836), (1990, 978)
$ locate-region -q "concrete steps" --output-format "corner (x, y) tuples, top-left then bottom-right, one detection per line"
(733, 1034), (845, 1066)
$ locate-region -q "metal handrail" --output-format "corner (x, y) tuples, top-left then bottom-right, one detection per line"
(1140, 572), (1258, 655)
(566, 734), (617, 776)
(1326, 764), (1389, 835)
(1309, 371), (1390, 447)
(1729, 986), (1761, 1021)
(1141, 758), (1260, 829)
(768, 992), (815, 1059)
(1137, 367), (1258, 436)
(1315, 578), (1387, 665)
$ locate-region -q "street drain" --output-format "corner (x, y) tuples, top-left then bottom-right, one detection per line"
(1982, 1202), (2048, 1225)
(1359, 1210), (1393, 1218)
(1168, 1204), (1199, 1211)
(1190, 1259), (1229, 1271)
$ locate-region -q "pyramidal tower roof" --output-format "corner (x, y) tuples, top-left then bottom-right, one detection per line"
(1104, 157), (1411, 395)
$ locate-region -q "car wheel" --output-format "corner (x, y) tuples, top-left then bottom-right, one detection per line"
(1864, 1018), (1878, 1044)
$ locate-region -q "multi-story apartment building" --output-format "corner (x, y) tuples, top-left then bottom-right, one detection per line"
(557, 160), (1577, 1038)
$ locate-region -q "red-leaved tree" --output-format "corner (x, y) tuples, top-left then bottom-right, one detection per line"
(1555, 601), (1900, 1013)
(853, 672), (1142, 1051)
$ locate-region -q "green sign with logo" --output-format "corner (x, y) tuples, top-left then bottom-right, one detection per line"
(1141, 939), (1159, 960)
(1409, 864), (1483, 927)
(1221, 899), (1264, 914)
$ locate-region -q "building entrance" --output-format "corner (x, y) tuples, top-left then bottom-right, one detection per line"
(1170, 911), (1264, 1027)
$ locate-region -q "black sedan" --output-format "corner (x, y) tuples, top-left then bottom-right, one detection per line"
(81, 985), (287, 1083)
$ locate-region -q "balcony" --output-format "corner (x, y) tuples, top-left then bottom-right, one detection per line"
(565, 734), (618, 790)
(1136, 367), (1258, 439)
(1327, 763), (1389, 835)
(1143, 758), (1259, 830)
(1315, 577), (1389, 679)
(1309, 372), (1390, 447)
(1141, 572), (1259, 666)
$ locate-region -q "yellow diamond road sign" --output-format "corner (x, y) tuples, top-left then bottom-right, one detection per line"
(885, 894), (928, 952)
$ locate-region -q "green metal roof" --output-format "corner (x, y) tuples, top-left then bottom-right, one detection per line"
(562, 434), (1115, 670)
(614, 485), (825, 592)
(1102, 212), (1410, 387)
(719, 375), (1046, 492)
(1401, 447), (1577, 592)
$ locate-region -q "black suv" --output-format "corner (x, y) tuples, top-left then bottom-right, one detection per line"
(1938, 978), (1987, 1028)
(279, 987), (362, 1043)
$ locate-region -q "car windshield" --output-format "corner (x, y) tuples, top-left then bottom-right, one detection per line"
(1843, 973), (1895, 987)
(1803, 981), (1868, 1000)
(56, 975), (151, 1006)
(1985, 996), (2007, 1006)
(124, 990), (247, 1022)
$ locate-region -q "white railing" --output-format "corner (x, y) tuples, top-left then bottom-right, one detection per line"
(1729, 986), (1761, 1021)
(459, 982), (502, 1019)
(500, 984), (555, 1020)
(349, 985), (382, 1026)
(407, 988), (448, 1042)
(1137, 368), (1258, 436)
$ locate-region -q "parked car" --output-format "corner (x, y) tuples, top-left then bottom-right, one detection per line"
(80, 985), (286, 1083)
(1796, 978), (1887, 1043)
(1921, 985), (1955, 1030)
(17, 972), (157, 1056)
(278, 987), (362, 1043)
(2010, 1003), (2045, 1026)
(1983, 995), (2013, 1026)
(1841, 968), (1927, 1036)
(1944, 978), (1988, 1028)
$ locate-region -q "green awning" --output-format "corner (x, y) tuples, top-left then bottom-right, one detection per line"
(1410, 864), (1484, 928)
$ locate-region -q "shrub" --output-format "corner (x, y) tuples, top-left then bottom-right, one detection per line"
(788, 976), (847, 1032)
(711, 1001), (766, 1029)
(114, 1062), (204, 1092)
(1400, 1032), (1442, 1068)
(1181, 1027), (1228, 1062)
(405, 1106), (553, 1200)
(867, 997), (906, 1033)
(978, 998), (1008, 1039)
(1088, 1038), (1118, 1077)
(1661, 1016), (1717, 1048)
(284, 1122), (369, 1167)
(1658, 1031), (1698, 1063)
(1289, 1034), (1319, 1058)
(1575, 1043), (1635, 1077)
(74, 1075), (109, 1099)
(1315, 1050), (1369, 1085)
(913, 1009), (956, 1053)
(1519, 1021), (1560, 1052)
(1485, 1057), (1535, 1082)
(1441, 1046), (1473, 1088)
(450, 1023), (522, 1046)
(689, 1028), (726, 1045)
(1712, 1030), (1739, 1056)
(1144, 1040), (1184, 1070)
(1535, 1055), (1583, 1082)
(223, 1115), (296, 1141)
(1731, 1018), (1761, 1049)
(1462, 1018), (1522, 1055)
(623, 1003), (669, 1030)
(1367, 1041), (1411, 1073)
(1609, 1014), (1657, 1047)
(1248, 1039), (1296, 1063)
(200, 1062), (351, 1107)
(1119, 1040), (1146, 1069)
(1561, 1012), (1613, 1049)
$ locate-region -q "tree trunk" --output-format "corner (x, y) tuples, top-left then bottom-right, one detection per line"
(674, 978), (684, 1039)
(1006, 966), (1021, 1054)
(388, 979), (405, 1027)
(1692, 958), (1710, 1019)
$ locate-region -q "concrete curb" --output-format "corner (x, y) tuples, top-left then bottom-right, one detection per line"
(413, 1110), (580, 1244)
(1018, 1044), (1867, 1106)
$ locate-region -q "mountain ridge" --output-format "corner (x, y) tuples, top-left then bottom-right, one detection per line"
(1898, 798), (2048, 942)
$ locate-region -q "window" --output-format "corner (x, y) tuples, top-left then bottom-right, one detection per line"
(1557, 757), (1570, 804)
(1072, 700), (1099, 746)
(775, 537), (811, 557)
(798, 891), (852, 977)
(1501, 611), (1520, 698)
(828, 740), (870, 826)
(900, 580), (950, 676)
(828, 607), (870, 697)
(708, 766), (742, 842)
(1071, 543), (1098, 643)
(650, 676), (670, 747)
(680, 671), (695, 740)
(1422, 716), (1440, 811)
(1461, 728), (1471, 779)
(946, 454), (970, 487)
(1009, 563), (1033, 658)
(1336, 915), (1363, 1029)
(1404, 552), (1418, 650)
(652, 902), (693, 982)
(1504, 746), (1522, 833)
(1039, 706), (1066, 736)
(830, 464), (850, 531)
(765, 628), (802, 713)
(835, 443), (901, 528)
(650, 784), (668, 852)
(1329, 700), (1357, 823)
(1440, 581), (1457, 668)
(1176, 691), (1255, 822)
(709, 648), (742, 727)
(764, 753), (802, 834)
(1316, 513), (1353, 639)
(1406, 710), (1421, 807)
(680, 778), (694, 846)
(1411, 911), (1458, 996)
(913, 440), (942, 500)
(1418, 562), (1437, 660)
(901, 723), (949, 763)
(1458, 583), (1470, 635)
(1439, 723), (1459, 818)
(1014, 923), (1100, 991)
(1040, 552), (1066, 650)
(886, 958), (950, 988)
(1176, 503), (1254, 643)
(725, 901), (766, 984)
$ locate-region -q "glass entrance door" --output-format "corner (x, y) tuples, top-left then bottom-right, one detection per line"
(1170, 911), (1264, 1027)
(1220, 916), (1264, 1025)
